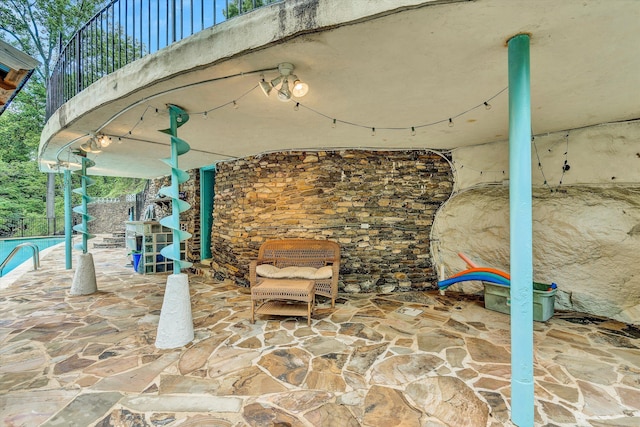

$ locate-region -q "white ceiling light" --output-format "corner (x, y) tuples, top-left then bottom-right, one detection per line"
(262, 63), (309, 102)
(259, 75), (272, 97)
(291, 76), (309, 98)
(80, 139), (101, 153)
(80, 133), (106, 153)
(97, 134), (111, 147)
(277, 76), (291, 102)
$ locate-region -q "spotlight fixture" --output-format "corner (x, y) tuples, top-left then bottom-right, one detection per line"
(80, 133), (110, 153)
(291, 75), (309, 98)
(261, 62), (309, 102)
(259, 75), (272, 97)
(277, 77), (291, 102)
(80, 138), (101, 153)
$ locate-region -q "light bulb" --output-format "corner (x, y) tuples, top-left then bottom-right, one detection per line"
(292, 79), (309, 97)
(448, 118), (454, 128)
(371, 127), (376, 136)
(233, 100), (238, 109)
(277, 78), (291, 102)
(411, 127), (416, 136)
(332, 119), (336, 128)
(294, 102), (299, 111)
(484, 102), (492, 110)
(98, 135), (111, 147)
(203, 111), (208, 120)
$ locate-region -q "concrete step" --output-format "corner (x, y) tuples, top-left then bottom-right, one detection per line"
(103, 237), (125, 244)
(93, 243), (125, 249)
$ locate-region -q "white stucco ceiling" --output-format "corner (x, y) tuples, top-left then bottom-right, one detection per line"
(39, 0), (640, 178)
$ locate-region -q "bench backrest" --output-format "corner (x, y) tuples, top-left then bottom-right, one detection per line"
(258, 239), (340, 269)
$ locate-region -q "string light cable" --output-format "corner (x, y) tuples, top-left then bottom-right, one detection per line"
(54, 67), (507, 165)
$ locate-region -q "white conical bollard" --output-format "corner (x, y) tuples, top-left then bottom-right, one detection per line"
(155, 273), (194, 349)
(70, 252), (98, 295)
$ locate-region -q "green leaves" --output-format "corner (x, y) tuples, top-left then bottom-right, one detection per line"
(223, 0), (279, 19)
(0, 80), (45, 162)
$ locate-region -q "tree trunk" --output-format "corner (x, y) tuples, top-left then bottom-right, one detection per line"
(46, 172), (55, 219)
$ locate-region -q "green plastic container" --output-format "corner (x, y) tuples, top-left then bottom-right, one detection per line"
(483, 282), (557, 321)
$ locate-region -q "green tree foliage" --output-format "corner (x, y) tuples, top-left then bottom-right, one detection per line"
(224, 0), (279, 19)
(0, 157), (48, 217)
(0, 81), (45, 162)
(91, 176), (147, 198)
(0, 0), (108, 81)
(0, 0), (147, 224)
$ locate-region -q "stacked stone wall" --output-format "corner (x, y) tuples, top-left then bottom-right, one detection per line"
(210, 150), (453, 292)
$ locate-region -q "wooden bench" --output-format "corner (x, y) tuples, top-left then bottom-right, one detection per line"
(251, 278), (315, 326)
(249, 239), (340, 308)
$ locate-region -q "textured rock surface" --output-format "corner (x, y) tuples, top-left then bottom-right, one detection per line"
(432, 186), (640, 324)
(210, 150), (453, 291)
(406, 376), (489, 427)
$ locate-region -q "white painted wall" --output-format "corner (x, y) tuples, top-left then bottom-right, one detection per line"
(452, 120), (640, 189)
(433, 120), (640, 324)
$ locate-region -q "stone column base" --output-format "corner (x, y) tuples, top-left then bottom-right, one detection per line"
(70, 252), (98, 295)
(155, 273), (194, 349)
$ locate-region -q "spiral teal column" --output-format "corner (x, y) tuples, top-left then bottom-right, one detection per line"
(158, 104), (193, 273)
(70, 154), (97, 296)
(64, 169), (73, 269)
(155, 104), (194, 349)
(72, 156), (95, 254)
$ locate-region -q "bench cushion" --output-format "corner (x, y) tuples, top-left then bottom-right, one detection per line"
(256, 264), (333, 280)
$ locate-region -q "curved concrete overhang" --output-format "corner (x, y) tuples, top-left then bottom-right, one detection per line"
(39, 0), (640, 178)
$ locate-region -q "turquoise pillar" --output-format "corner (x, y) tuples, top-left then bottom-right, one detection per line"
(508, 33), (533, 426)
(199, 165), (216, 260)
(64, 169), (72, 269)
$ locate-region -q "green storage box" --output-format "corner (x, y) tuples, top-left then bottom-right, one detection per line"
(483, 282), (557, 321)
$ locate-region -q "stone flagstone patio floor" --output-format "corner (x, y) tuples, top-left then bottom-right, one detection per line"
(1, 244), (640, 426)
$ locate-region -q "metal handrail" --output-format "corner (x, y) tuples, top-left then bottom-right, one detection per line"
(46, 0), (282, 118)
(0, 243), (40, 277)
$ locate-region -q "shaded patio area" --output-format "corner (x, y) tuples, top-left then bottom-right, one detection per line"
(1, 244), (639, 426)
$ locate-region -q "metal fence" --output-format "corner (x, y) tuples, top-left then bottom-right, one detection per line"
(46, 0), (282, 118)
(0, 217), (74, 239)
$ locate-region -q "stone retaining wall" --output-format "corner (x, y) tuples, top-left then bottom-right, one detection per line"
(88, 197), (133, 234)
(210, 150), (453, 292)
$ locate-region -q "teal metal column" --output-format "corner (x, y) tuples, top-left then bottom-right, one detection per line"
(508, 33), (533, 426)
(199, 165), (216, 260)
(64, 169), (72, 269)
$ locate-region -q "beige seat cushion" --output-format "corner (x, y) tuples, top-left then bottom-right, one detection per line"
(256, 264), (333, 280)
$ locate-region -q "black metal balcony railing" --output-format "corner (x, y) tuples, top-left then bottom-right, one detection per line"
(0, 217), (75, 238)
(46, 0), (281, 119)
